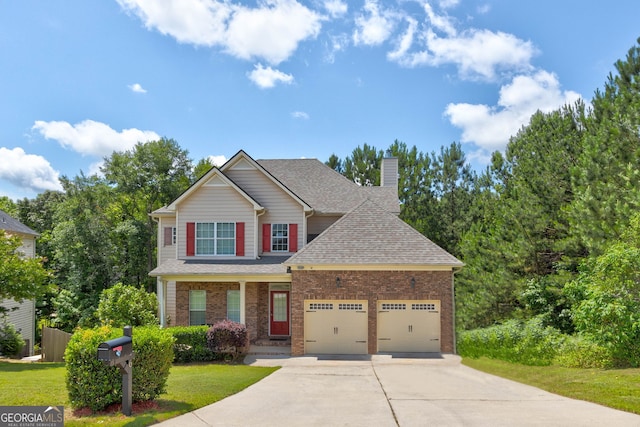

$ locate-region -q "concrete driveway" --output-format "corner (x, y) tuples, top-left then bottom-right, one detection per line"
(157, 354), (640, 426)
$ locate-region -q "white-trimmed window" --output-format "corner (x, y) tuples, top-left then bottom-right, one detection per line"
(172, 227), (176, 245)
(196, 222), (235, 255)
(189, 290), (206, 325)
(227, 290), (240, 323)
(271, 224), (289, 252)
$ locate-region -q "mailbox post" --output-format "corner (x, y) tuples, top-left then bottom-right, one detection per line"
(97, 326), (133, 416)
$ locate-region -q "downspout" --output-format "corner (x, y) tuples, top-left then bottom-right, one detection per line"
(255, 208), (266, 258)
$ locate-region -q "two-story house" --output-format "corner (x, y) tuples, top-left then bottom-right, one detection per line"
(0, 209), (39, 357)
(150, 150), (463, 356)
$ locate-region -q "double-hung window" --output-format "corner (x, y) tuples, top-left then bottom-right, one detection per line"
(271, 224), (288, 252)
(189, 290), (206, 325)
(196, 222), (235, 255)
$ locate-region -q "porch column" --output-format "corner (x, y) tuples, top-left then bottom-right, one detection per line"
(157, 278), (167, 327)
(239, 281), (246, 324)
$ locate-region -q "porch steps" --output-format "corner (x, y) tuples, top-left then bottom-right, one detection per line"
(249, 338), (291, 356)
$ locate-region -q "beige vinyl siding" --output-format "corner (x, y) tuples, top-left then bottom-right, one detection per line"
(2, 233), (37, 355)
(226, 168), (304, 254)
(307, 215), (341, 238)
(2, 298), (35, 356)
(167, 280), (176, 326)
(158, 217), (176, 264)
(16, 234), (36, 258)
(177, 185), (256, 258)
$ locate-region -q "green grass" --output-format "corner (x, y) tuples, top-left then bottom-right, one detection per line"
(0, 361), (278, 426)
(463, 357), (640, 415)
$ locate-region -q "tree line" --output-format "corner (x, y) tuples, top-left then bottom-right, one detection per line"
(2, 39), (639, 360)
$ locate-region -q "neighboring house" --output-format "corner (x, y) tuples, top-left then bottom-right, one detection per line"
(151, 150), (463, 356)
(0, 209), (39, 357)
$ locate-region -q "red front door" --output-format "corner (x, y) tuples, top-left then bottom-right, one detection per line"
(270, 291), (290, 336)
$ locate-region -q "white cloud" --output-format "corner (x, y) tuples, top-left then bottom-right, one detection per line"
(208, 155), (227, 166)
(390, 27), (536, 80)
(247, 64), (294, 88)
(291, 111), (310, 120)
(439, 0), (459, 8)
(444, 70), (582, 153)
(422, 2), (456, 36)
(324, 33), (350, 63)
(324, 0), (347, 18)
(0, 147), (62, 192)
(32, 120), (160, 157)
(117, 0), (322, 66)
(353, 0), (398, 46)
(128, 83), (147, 93)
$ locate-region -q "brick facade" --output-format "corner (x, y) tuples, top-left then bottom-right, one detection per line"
(289, 269), (455, 356)
(174, 270), (455, 356)
(175, 281), (271, 342)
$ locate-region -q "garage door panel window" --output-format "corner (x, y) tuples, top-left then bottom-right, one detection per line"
(309, 303), (333, 310)
(381, 303), (406, 310)
(412, 303), (437, 312)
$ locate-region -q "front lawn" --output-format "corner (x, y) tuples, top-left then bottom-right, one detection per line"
(463, 357), (640, 415)
(0, 361), (278, 426)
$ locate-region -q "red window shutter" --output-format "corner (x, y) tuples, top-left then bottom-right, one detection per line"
(164, 227), (172, 246)
(262, 223), (271, 252)
(186, 222), (195, 256)
(289, 223), (298, 252)
(236, 222), (245, 256)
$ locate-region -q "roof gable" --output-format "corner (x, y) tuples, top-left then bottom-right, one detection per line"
(222, 150), (312, 212)
(164, 167), (263, 212)
(285, 199), (462, 267)
(0, 209), (39, 237)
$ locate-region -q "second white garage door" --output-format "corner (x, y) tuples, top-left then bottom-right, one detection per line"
(304, 300), (368, 354)
(377, 300), (441, 353)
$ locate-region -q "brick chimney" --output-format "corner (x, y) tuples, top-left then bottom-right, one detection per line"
(380, 150), (398, 189)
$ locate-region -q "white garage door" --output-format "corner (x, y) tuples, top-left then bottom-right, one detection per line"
(377, 300), (440, 353)
(304, 300), (368, 354)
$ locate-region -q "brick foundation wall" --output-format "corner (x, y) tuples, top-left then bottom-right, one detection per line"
(290, 270), (455, 356)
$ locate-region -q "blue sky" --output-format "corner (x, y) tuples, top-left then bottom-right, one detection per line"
(1, 1), (639, 200)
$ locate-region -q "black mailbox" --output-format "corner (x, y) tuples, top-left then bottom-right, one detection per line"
(97, 335), (132, 367)
(96, 326), (134, 416)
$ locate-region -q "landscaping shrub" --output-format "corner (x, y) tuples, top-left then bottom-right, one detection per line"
(0, 321), (25, 357)
(554, 337), (614, 369)
(458, 317), (566, 366)
(96, 283), (159, 327)
(169, 325), (219, 363)
(65, 325), (174, 411)
(206, 320), (248, 360)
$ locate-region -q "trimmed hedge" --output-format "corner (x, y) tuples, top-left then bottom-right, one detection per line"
(65, 325), (174, 411)
(169, 326), (219, 363)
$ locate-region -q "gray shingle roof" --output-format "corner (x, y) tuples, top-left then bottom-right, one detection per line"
(257, 158), (400, 215)
(285, 199), (463, 267)
(0, 209), (38, 236)
(150, 256), (290, 277)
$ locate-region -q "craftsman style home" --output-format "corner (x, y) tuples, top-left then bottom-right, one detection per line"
(150, 150), (462, 356)
(0, 209), (39, 357)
